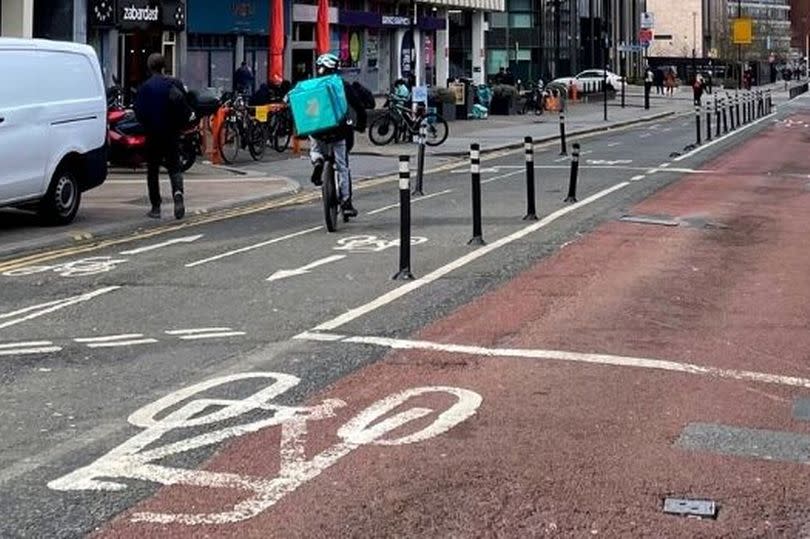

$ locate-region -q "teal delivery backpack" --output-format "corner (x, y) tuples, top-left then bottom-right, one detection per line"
(288, 75), (348, 136)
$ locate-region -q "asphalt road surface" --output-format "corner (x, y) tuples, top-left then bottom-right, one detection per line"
(1, 96), (807, 537)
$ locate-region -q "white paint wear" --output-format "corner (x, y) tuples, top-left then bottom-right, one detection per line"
(119, 235), (204, 255)
(0, 287), (119, 331)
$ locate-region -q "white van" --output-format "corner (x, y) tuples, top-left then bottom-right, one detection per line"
(0, 38), (107, 225)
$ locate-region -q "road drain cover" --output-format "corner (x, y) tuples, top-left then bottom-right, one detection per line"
(620, 215), (680, 227)
(663, 497), (717, 519)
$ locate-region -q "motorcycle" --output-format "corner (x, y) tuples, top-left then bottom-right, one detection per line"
(106, 79), (215, 172)
(521, 81), (549, 116)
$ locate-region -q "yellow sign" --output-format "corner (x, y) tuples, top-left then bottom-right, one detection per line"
(732, 18), (753, 45)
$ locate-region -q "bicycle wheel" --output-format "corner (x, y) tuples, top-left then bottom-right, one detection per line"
(273, 113), (292, 152)
(217, 119), (241, 164)
(321, 160), (339, 232)
(248, 120), (267, 161)
(369, 114), (397, 146)
(422, 114), (449, 147)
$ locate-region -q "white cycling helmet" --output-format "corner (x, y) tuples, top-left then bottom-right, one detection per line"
(316, 53), (340, 72)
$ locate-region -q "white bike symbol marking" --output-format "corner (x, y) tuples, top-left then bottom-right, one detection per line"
(48, 371), (482, 525)
(333, 235), (428, 253)
(3, 257), (128, 278)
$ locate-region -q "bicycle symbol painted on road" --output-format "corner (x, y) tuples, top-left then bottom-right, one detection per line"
(48, 371), (482, 525)
(333, 235), (428, 253)
(2, 257), (128, 278)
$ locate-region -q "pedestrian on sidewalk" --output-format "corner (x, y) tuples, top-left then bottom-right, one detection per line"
(654, 68), (665, 95)
(665, 68), (677, 96)
(692, 74), (705, 106)
(644, 66), (654, 97)
(134, 53), (190, 220)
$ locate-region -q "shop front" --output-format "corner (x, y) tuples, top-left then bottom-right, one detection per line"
(86, 0), (186, 89)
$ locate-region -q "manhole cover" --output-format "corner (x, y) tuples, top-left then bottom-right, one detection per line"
(620, 215), (680, 227)
(663, 497), (717, 519)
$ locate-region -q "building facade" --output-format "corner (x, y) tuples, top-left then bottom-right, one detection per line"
(727, 0), (791, 60)
(790, 0), (809, 56)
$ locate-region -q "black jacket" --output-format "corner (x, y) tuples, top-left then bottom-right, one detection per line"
(134, 74), (189, 135)
(315, 79), (368, 143)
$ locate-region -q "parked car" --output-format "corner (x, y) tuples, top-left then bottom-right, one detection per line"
(551, 69), (626, 92)
(0, 38), (108, 225)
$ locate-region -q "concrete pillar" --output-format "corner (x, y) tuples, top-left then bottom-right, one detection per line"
(1, 0), (34, 38)
(236, 35), (246, 65)
(435, 10), (449, 86)
(471, 10), (485, 84)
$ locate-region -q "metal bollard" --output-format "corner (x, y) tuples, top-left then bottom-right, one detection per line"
(735, 92), (741, 127)
(722, 97), (728, 133)
(523, 137), (538, 221)
(715, 97), (721, 137)
(565, 143), (581, 203)
(559, 112), (568, 156)
(468, 143), (485, 246)
(393, 156), (414, 280)
(727, 93), (735, 130)
(706, 106), (712, 141)
(743, 93), (748, 124)
(413, 123), (426, 196)
(749, 92), (754, 121)
(695, 105), (702, 146)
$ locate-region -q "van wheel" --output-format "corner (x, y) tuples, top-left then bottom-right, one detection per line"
(39, 166), (81, 225)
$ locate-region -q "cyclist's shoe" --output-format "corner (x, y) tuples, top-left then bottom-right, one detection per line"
(341, 199), (358, 218)
(311, 159), (324, 186)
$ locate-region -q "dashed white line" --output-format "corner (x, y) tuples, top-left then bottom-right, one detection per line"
(74, 334), (146, 343)
(312, 181), (630, 332)
(0, 341), (54, 349)
(607, 142), (622, 147)
(630, 175), (646, 182)
(0, 287), (120, 331)
(177, 331), (247, 340)
(293, 331), (346, 342)
(0, 347), (62, 356)
(367, 189), (453, 215)
(165, 328), (233, 335)
(639, 133), (652, 138)
(185, 227), (322, 268)
(85, 339), (159, 349)
(482, 170), (524, 184)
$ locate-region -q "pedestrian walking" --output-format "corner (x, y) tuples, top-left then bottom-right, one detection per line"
(644, 66), (654, 95)
(133, 53), (191, 220)
(234, 61), (255, 96)
(665, 68), (676, 96)
(654, 68), (665, 95)
(692, 74), (705, 106)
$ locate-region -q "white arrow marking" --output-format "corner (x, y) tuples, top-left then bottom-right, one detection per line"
(267, 255), (347, 282)
(120, 235), (203, 255)
(0, 286), (120, 331)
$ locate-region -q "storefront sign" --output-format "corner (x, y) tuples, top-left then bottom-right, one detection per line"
(383, 15), (410, 26)
(89, 0), (116, 27)
(400, 30), (414, 76)
(367, 33), (379, 69)
(122, 4), (160, 23)
(187, 0), (265, 33)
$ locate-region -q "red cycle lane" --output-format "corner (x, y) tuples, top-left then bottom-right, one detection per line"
(94, 114), (810, 537)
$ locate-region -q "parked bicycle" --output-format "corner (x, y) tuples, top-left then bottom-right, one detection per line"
(368, 96), (449, 147)
(267, 105), (293, 153)
(216, 93), (266, 163)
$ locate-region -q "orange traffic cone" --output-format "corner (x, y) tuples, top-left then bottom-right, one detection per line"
(210, 106), (226, 165)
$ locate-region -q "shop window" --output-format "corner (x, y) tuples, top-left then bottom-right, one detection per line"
(487, 49), (508, 74)
(297, 23), (315, 42)
(490, 13), (508, 28)
(211, 50), (235, 93)
(509, 14), (533, 28)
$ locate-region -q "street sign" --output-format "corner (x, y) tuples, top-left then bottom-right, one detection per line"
(640, 12), (655, 29)
(638, 29), (654, 46)
(733, 18), (753, 45)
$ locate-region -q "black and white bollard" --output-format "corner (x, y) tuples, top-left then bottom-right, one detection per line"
(695, 105), (702, 146)
(523, 136), (538, 221)
(715, 97), (722, 137)
(727, 93), (735, 130)
(413, 123), (426, 196)
(722, 96), (729, 133)
(706, 105), (713, 141)
(468, 143), (485, 246)
(743, 92), (749, 124)
(565, 143), (581, 203)
(735, 92), (741, 127)
(393, 156), (414, 280)
(559, 112), (568, 156)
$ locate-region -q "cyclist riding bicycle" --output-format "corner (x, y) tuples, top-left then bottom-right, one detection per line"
(309, 53), (367, 218)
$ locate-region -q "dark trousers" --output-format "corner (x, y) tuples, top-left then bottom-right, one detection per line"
(146, 134), (184, 209)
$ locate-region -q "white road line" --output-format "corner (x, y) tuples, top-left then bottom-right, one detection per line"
(316, 334), (810, 390)
(659, 163), (670, 168)
(482, 170), (524, 184)
(607, 142), (621, 147)
(312, 181), (629, 332)
(74, 334), (146, 343)
(0, 341), (54, 349)
(185, 227), (321, 268)
(120, 235), (203, 255)
(367, 189), (453, 216)
(178, 331), (246, 340)
(165, 328), (233, 335)
(639, 133), (652, 138)
(674, 111), (777, 162)
(630, 175), (646, 182)
(293, 331), (346, 342)
(0, 347), (62, 356)
(0, 287), (120, 331)
(554, 156), (569, 163)
(85, 339), (159, 348)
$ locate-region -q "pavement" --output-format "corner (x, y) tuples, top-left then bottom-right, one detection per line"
(0, 86), (808, 537)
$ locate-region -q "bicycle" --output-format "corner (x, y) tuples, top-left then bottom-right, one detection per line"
(217, 93), (266, 163)
(521, 83), (547, 116)
(267, 105), (293, 152)
(319, 146), (349, 233)
(368, 96), (449, 147)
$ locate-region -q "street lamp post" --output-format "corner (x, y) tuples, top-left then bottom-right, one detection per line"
(738, 0), (743, 90)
